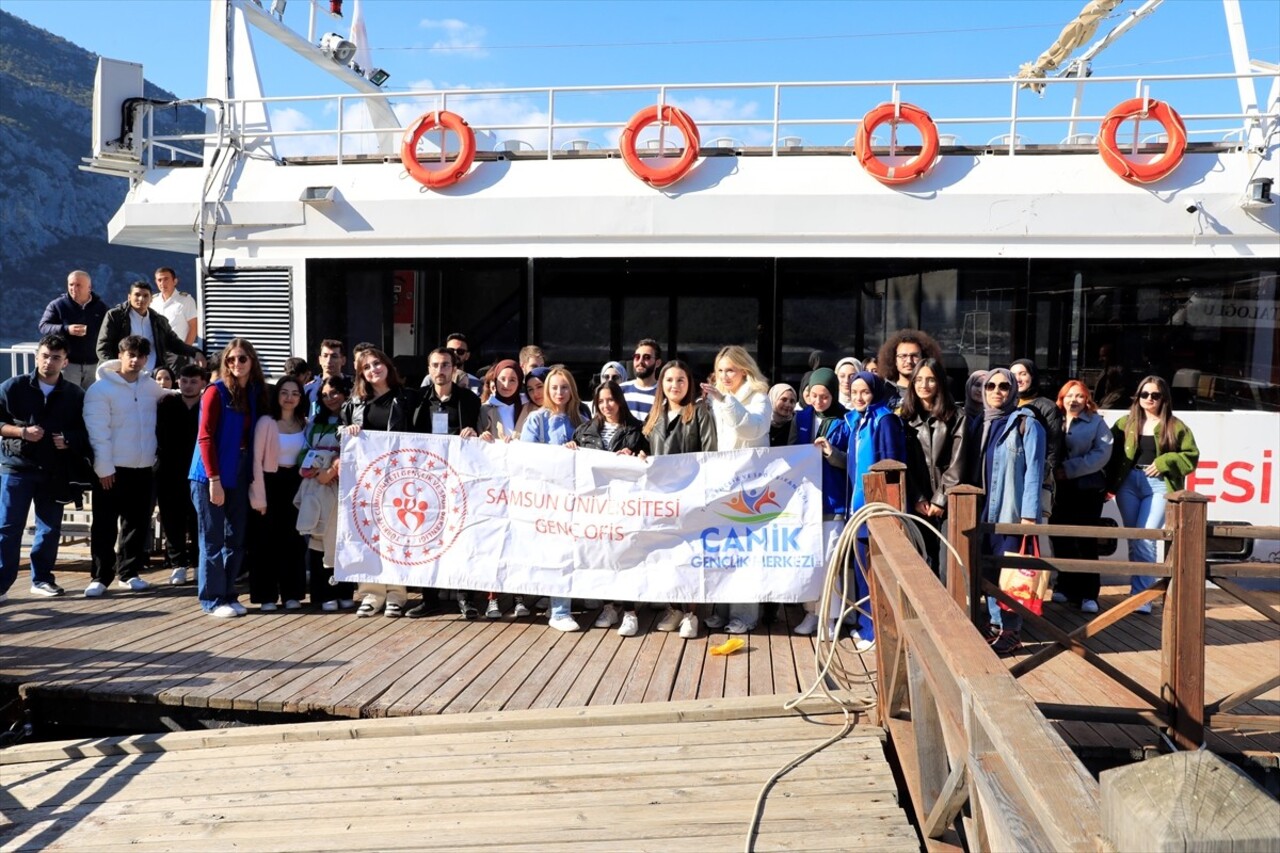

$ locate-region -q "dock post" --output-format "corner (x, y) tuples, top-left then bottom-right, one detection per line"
(865, 461), (908, 723)
(946, 485), (983, 622)
(1162, 490), (1209, 750)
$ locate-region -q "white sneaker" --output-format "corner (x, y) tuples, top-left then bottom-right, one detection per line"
(283, 600), (302, 610)
(794, 613), (819, 636)
(618, 612), (639, 637)
(228, 601), (248, 616)
(209, 604), (239, 619)
(320, 600), (339, 612)
(704, 612), (726, 629)
(117, 577), (151, 592)
(678, 613), (699, 639)
(1081, 599), (1099, 614)
(854, 637), (876, 653)
(656, 607), (683, 632)
(83, 581), (107, 598)
(594, 604), (619, 628)
(485, 598), (502, 619)
(169, 567), (189, 585)
(260, 602), (278, 612)
(725, 617), (753, 635)
(548, 615), (581, 633)
(512, 598), (531, 618)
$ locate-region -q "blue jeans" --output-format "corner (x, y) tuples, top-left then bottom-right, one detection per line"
(549, 596), (572, 620)
(191, 452), (250, 612)
(0, 469), (62, 594)
(851, 538), (874, 642)
(1115, 468), (1167, 595)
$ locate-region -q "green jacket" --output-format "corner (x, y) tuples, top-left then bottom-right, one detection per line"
(1106, 415), (1199, 493)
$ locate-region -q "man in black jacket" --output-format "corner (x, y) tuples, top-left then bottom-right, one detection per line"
(38, 271), (109, 390)
(96, 282), (205, 375)
(0, 334), (92, 601)
(408, 347), (480, 618)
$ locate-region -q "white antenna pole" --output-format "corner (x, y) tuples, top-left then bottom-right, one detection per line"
(1222, 0), (1262, 147)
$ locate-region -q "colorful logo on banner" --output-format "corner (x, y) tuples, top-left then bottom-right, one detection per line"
(698, 472), (811, 569)
(351, 449), (468, 565)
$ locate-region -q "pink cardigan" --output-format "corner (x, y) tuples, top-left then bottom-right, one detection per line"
(250, 418), (305, 510)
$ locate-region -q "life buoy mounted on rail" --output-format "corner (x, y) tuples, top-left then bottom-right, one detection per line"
(619, 105), (701, 189)
(1097, 97), (1187, 184)
(401, 110), (477, 190)
(855, 102), (941, 185)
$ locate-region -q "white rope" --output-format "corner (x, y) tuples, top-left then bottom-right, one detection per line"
(744, 499), (970, 852)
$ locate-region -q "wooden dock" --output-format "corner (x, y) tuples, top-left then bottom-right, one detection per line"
(0, 698), (919, 852)
(0, 562), (876, 728)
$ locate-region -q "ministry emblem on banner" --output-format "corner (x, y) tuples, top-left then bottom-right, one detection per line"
(350, 448), (468, 566)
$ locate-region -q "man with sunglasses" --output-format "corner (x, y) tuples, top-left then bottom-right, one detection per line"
(445, 332), (482, 395)
(620, 338), (663, 419)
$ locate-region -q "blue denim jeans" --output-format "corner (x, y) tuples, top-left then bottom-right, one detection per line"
(0, 469), (62, 594)
(191, 452), (250, 612)
(1115, 467), (1168, 595)
(549, 596), (572, 620)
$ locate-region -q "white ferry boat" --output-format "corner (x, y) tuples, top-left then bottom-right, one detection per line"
(85, 0), (1279, 556)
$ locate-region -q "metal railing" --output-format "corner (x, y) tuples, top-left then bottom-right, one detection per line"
(0, 344), (37, 383)
(135, 69), (1279, 167)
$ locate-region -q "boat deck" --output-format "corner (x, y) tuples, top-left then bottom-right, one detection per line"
(0, 699), (918, 852)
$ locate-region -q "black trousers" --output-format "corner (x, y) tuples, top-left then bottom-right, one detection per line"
(156, 468), (199, 567)
(90, 467), (154, 585)
(1050, 483), (1105, 603)
(248, 467), (307, 604)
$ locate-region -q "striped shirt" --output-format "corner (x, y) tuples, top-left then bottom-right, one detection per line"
(620, 380), (657, 420)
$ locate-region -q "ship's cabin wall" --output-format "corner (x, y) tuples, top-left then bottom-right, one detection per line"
(300, 257), (1278, 411)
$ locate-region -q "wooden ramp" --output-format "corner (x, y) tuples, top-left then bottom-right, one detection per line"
(0, 697), (919, 853)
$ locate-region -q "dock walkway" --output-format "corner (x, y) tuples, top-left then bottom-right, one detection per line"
(0, 698), (919, 852)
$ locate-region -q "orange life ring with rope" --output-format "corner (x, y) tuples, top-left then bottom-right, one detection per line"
(855, 102), (940, 185)
(619, 105), (701, 189)
(400, 110), (477, 190)
(1097, 97), (1187, 184)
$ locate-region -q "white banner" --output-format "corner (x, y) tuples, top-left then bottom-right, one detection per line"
(336, 432), (826, 602)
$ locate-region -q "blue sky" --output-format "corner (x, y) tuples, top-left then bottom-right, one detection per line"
(8, 0), (1278, 151)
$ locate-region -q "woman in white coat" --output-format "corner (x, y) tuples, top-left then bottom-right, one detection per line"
(701, 345), (771, 634)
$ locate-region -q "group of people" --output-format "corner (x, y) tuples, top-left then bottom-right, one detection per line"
(1, 275), (1199, 658)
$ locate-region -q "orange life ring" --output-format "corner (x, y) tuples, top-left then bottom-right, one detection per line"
(855, 102), (940, 185)
(400, 110), (477, 189)
(619, 105), (701, 189)
(1097, 97), (1187, 184)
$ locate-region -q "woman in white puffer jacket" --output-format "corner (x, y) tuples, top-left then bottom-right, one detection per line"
(700, 345), (771, 635)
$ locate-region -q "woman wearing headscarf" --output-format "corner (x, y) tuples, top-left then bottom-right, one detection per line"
(828, 371), (905, 651)
(1049, 380), (1113, 614)
(1010, 358), (1064, 519)
(900, 357), (966, 575)
(961, 369), (987, 487)
(478, 359), (524, 442)
(768, 383), (798, 447)
(789, 368), (849, 636)
(834, 357), (862, 410)
(514, 365), (549, 437)
(975, 367), (1046, 656)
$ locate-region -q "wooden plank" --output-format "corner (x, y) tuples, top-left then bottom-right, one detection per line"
(365, 618), (512, 717)
(435, 620), (543, 714)
(1213, 576), (1280, 626)
(638, 628), (684, 704)
(696, 623), (728, 700)
(226, 614), (373, 711)
(529, 624), (607, 709)
(748, 620), (776, 696)
(407, 619), (538, 715)
(468, 618), (566, 712)
(1163, 492), (1208, 750)
(615, 616), (669, 705)
(330, 618), (466, 717)
(668, 625), (707, 702)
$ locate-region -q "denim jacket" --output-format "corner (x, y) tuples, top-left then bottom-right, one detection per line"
(984, 407), (1046, 524)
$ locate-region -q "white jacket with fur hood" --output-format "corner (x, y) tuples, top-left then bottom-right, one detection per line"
(84, 359), (171, 477)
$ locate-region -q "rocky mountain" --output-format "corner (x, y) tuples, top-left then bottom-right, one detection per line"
(0, 9), (200, 345)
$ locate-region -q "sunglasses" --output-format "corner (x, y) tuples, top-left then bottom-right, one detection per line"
(448, 347), (468, 356)
(1139, 391), (1163, 401)
(985, 382), (1012, 392)
(226, 354), (250, 364)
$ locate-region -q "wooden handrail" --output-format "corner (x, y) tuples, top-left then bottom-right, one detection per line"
(862, 463), (1101, 849)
